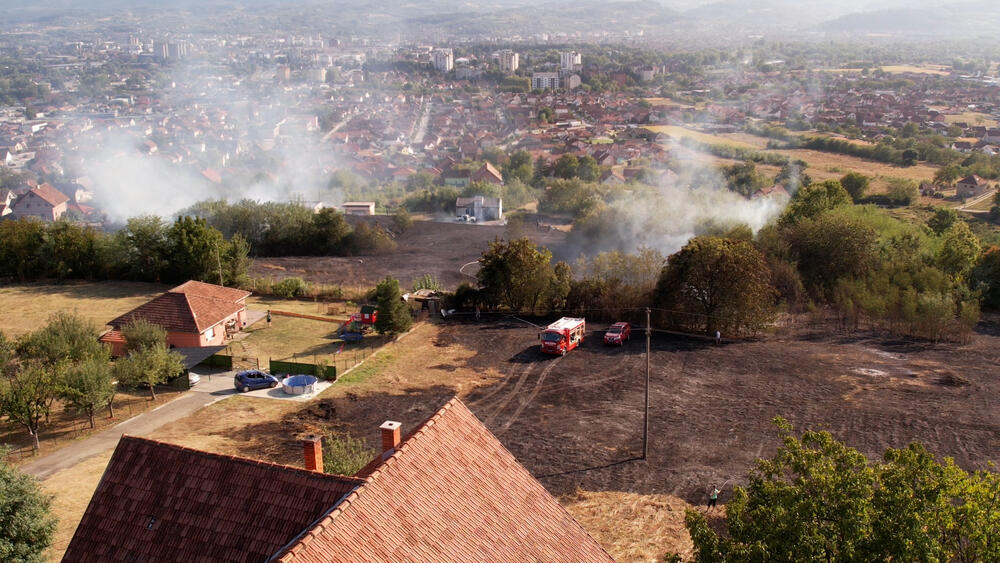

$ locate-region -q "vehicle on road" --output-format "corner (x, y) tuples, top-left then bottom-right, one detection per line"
(540, 317), (586, 356)
(234, 369), (279, 393)
(604, 322), (631, 346)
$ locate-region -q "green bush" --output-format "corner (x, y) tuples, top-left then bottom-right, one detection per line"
(272, 277), (309, 299)
(323, 433), (376, 476)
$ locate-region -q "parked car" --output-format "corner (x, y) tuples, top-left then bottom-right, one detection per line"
(188, 372), (201, 387)
(234, 369), (279, 393)
(604, 322), (631, 346)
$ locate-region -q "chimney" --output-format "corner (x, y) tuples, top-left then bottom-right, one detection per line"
(302, 434), (323, 473)
(380, 421), (402, 454)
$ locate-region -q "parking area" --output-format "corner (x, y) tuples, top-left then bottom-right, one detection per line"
(189, 368), (333, 402)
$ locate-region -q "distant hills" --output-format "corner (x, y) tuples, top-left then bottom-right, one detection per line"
(6, 0), (1000, 40)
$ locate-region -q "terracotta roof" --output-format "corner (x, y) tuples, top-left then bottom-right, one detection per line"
(277, 399), (613, 562)
(63, 436), (363, 563)
(109, 281), (249, 333)
(29, 183), (70, 206)
(169, 280), (251, 303)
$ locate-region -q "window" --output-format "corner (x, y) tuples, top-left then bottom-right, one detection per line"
(206, 326), (215, 339)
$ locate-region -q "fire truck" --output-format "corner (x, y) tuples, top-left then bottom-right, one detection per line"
(539, 317), (586, 356)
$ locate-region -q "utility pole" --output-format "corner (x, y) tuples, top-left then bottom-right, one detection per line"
(643, 307), (650, 460)
(216, 244), (224, 286)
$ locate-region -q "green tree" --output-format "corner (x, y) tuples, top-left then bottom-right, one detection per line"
(312, 208), (352, 254)
(373, 277), (413, 335)
(502, 150), (534, 184)
(839, 172), (870, 203)
(933, 164), (963, 187)
(113, 345), (183, 401)
(576, 155), (600, 182)
(322, 432), (376, 476)
(553, 154), (579, 180)
(121, 318), (166, 354)
(16, 312), (106, 366)
(780, 180), (851, 225)
(392, 207), (413, 233)
(886, 178), (919, 206)
(901, 148), (919, 166)
(784, 212), (880, 298)
(61, 358), (115, 428)
(928, 206), (959, 235)
(682, 420), (1000, 562)
(165, 216), (226, 283)
(537, 107), (555, 123)
(113, 215), (169, 282)
(937, 221), (981, 278)
(222, 233), (252, 285)
(655, 237), (776, 335)
(477, 238), (556, 312)
(0, 363), (60, 451)
(0, 451), (57, 561)
(972, 246), (1000, 309)
(0, 218), (46, 281)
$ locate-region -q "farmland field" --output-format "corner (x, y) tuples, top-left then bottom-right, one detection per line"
(0, 281), (166, 337)
(645, 125), (757, 149)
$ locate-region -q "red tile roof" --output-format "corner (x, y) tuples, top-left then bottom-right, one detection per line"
(62, 436), (363, 563)
(169, 279), (251, 303)
(29, 182), (69, 207)
(109, 281), (249, 334)
(277, 399), (613, 562)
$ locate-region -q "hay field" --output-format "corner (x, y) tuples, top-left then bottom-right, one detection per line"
(0, 282), (167, 337)
(644, 125), (757, 149)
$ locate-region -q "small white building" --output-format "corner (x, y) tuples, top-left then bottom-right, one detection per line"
(341, 201), (375, 216)
(456, 196), (502, 222)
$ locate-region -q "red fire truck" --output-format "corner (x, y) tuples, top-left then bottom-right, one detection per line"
(539, 317), (586, 356)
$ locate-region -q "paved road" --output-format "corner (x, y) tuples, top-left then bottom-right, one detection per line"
(21, 371), (239, 480)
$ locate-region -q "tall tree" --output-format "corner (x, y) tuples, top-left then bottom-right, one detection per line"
(779, 180), (851, 226)
(16, 312), (107, 366)
(928, 207), (959, 235)
(655, 236), (776, 335)
(165, 216), (226, 283)
(0, 363), (60, 451)
(477, 238), (556, 312)
(576, 155), (600, 182)
(553, 154), (579, 180)
(61, 358), (115, 428)
(0, 451), (57, 561)
(113, 215), (169, 282)
(937, 221), (981, 278)
(373, 277), (412, 335)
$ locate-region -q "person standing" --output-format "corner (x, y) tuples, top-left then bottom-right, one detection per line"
(266, 310), (272, 328)
(708, 485), (720, 508)
(714, 330), (721, 346)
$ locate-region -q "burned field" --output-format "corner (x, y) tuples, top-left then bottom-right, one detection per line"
(447, 319), (1000, 504)
(250, 218), (567, 289)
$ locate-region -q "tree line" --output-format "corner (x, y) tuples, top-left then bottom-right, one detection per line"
(454, 177), (998, 341)
(0, 215), (250, 285)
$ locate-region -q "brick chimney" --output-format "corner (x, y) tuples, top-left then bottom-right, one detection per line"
(380, 421), (402, 454)
(302, 434), (323, 473)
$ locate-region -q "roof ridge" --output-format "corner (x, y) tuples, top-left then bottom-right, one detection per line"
(118, 435), (365, 485)
(274, 398), (462, 561)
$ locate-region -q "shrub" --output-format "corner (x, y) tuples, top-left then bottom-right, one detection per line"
(272, 277), (309, 299)
(322, 433), (376, 476)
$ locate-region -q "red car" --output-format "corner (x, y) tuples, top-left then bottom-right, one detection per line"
(604, 322), (631, 346)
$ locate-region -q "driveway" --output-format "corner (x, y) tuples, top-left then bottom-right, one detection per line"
(20, 370), (236, 480)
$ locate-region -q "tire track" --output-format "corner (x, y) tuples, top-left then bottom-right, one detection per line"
(478, 361), (538, 426)
(496, 355), (564, 435)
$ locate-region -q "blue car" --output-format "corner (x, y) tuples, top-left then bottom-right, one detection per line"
(233, 369), (279, 393)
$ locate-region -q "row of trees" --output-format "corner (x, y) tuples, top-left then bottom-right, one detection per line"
(679, 419), (1000, 562)
(0, 215), (250, 285)
(180, 200), (396, 257)
(458, 176), (998, 340)
(0, 313), (182, 451)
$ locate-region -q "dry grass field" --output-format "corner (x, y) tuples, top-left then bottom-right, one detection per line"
(0, 281), (167, 337)
(645, 125), (758, 149)
(881, 64), (951, 75)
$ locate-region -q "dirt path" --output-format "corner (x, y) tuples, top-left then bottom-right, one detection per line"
(20, 373), (236, 480)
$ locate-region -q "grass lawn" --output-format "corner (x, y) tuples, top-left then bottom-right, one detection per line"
(0, 281), (166, 337)
(237, 313), (383, 374)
